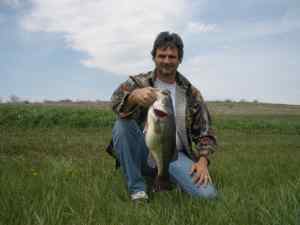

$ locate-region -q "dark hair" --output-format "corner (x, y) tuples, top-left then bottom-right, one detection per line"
(151, 31), (184, 62)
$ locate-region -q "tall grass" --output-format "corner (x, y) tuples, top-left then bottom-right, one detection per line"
(0, 104), (115, 128)
(1, 104), (300, 134)
(0, 103), (299, 225)
(214, 114), (300, 134)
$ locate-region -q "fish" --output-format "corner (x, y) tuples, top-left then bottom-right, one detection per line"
(145, 90), (176, 192)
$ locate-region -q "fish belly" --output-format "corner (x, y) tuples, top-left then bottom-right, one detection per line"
(146, 120), (175, 178)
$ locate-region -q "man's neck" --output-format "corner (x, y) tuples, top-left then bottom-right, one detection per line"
(156, 71), (176, 84)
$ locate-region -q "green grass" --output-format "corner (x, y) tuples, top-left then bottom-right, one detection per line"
(0, 104), (115, 128)
(0, 103), (300, 225)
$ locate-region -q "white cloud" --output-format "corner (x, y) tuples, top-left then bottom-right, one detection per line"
(21, 0), (183, 74)
(181, 45), (300, 104)
(21, 0), (219, 75)
(187, 22), (219, 33)
(16, 0), (300, 104)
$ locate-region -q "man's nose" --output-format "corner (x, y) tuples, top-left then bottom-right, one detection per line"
(162, 56), (171, 63)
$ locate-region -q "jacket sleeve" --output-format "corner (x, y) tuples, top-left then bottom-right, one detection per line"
(111, 78), (139, 118)
(190, 86), (217, 158)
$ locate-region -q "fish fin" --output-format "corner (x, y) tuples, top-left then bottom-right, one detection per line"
(150, 151), (162, 176)
(143, 121), (148, 134)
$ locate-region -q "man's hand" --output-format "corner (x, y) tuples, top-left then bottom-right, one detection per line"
(128, 87), (158, 107)
(190, 157), (212, 186)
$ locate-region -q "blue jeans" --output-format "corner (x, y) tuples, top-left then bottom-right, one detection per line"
(112, 119), (217, 199)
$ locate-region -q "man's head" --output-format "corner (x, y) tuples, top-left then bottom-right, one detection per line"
(151, 32), (184, 79)
(151, 31), (184, 62)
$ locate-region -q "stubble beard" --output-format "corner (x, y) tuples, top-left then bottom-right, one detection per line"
(157, 64), (178, 80)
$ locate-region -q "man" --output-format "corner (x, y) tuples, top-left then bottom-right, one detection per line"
(109, 31), (217, 202)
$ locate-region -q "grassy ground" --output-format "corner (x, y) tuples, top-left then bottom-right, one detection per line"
(0, 103), (300, 225)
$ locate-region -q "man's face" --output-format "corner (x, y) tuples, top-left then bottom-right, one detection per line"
(154, 47), (180, 77)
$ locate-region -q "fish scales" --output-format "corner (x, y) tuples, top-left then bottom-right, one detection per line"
(145, 90), (176, 191)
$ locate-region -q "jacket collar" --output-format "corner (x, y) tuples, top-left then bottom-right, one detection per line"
(148, 69), (191, 91)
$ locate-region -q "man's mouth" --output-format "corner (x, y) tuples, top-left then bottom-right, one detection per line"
(162, 65), (173, 69)
(161, 66), (174, 73)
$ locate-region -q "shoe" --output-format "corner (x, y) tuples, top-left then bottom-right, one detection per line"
(131, 191), (149, 202)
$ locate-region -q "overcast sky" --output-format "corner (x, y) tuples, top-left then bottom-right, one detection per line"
(1, 0), (300, 104)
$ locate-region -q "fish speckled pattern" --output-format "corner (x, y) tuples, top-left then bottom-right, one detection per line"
(145, 90), (176, 191)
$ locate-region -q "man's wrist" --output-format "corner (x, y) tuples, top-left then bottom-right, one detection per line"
(198, 155), (210, 166)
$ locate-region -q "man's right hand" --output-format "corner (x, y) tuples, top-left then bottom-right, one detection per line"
(128, 87), (158, 107)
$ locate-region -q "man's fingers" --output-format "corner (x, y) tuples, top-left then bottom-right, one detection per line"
(138, 92), (155, 107)
(189, 165), (196, 175)
(139, 97), (148, 107)
(193, 173), (201, 184)
(208, 174), (212, 184)
(191, 167), (200, 183)
(135, 87), (160, 107)
(149, 90), (158, 101)
(147, 87), (159, 96)
(204, 174), (209, 186)
(197, 173), (211, 186)
(149, 87), (160, 92)
(196, 173), (205, 186)
(190, 162), (212, 186)
(143, 89), (157, 105)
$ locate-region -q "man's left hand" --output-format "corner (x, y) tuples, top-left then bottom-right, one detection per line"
(189, 157), (212, 186)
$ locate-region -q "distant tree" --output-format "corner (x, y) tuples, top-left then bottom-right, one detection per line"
(9, 94), (21, 103)
(59, 99), (73, 103)
(225, 99), (233, 103)
(253, 99), (259, 104)
(0, 97), (2, 103)
(44, 99), (55, 103)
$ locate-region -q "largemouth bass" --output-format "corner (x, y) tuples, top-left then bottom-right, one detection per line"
(145, 90), (176, 191)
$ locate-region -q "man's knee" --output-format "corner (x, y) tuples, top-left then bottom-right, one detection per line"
(112, 119), (145, 151)
(112, 119), (139, 136)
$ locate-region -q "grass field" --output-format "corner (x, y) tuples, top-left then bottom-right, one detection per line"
(0, 103), (300, 225)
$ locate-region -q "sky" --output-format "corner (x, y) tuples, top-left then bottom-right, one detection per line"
(0, 0), (300, 104)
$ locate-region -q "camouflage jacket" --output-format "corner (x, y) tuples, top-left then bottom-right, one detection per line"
(110, 70), (217, 162)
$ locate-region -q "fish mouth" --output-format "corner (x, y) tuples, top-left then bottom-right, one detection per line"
(154, 109), (168, 118)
